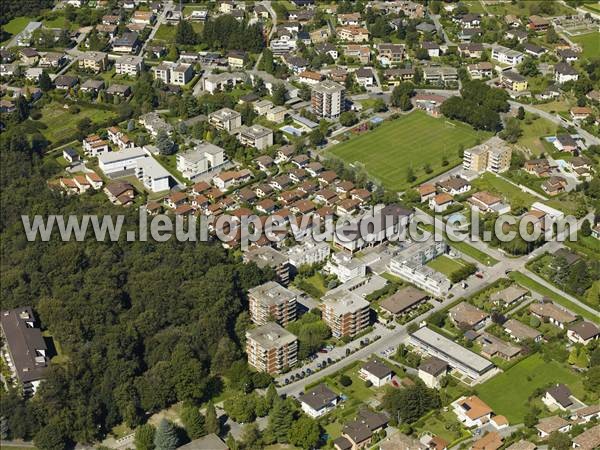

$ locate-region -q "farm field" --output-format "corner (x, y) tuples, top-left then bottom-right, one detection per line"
(328, 111), (490, 191)
(38, 103), (117, 144)
(477, 353), (585, 423)
(471, 172), (539, 208)
(571, 32), (600, 59)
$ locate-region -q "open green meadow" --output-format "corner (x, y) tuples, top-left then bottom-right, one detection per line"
(571, 32), (600, 59)
(471, 172), (539, 208)
(38, 103), (117, 144)
(328, 111), (490, 191)
(1, 16), (34, 44)
(477, 353), (586, 423)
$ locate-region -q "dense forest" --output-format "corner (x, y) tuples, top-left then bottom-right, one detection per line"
(0, 143), (273, 446)
(0, 0), (54, 25)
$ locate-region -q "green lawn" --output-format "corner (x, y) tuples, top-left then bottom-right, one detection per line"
(517, 113), (557, 156)
(1, 16), (34, 44)
(477, 353), (585, 423)
(38, 103), (117, 143)
(328, 111), (491, 191)
(414, 410), (471, 445)
(448, 240), (499, 267)
(154, 24), (177, 41)
(426, 255), (468, 278)
(510, 272), (599, 323)
(471, 172), (539, 208)
(571, 32), (600, 59)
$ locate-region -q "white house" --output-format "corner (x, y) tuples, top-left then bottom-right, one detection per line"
(358, 359), (392, 387)
(98, 147), (147, 175)
(135, 157), (172, 192)
(324, 252), (366, 283)
(417, 356), (448, 389)
(452, 396), (494, 427)
(298, 384), (339, 418)
(176, 142), (226, 180)
(567, 321), (600, 345)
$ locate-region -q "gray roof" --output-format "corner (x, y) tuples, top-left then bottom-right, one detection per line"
(379, 286), (428, 314)
(546, 384), (572, 407)
(361, 358), (392, 379)
(410, 327), (493, 374)
(0, 307), (48, 384)
(555, 62), (578, 75)
(248, 281), (296, 307)
(299, 383), (338, 410)
(244, 246), (288, 268)
(114, 31), (139, 46)
(418, 356), (448, 376)
(177, 434), (228, 450)
(246, 322), (297, 349)
(569, 321), (599, 340)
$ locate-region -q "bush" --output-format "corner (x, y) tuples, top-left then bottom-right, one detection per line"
(530, 316), (541, 328)
(339, 375), (352, 387)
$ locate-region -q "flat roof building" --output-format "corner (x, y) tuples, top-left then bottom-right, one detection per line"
(246, 322), (298, 374)
(410, 327), (494, 379)
(321, 288), (370, 338)
(248, 281), (297, 326)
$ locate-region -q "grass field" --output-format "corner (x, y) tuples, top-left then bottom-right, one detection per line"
(154, 24), (177, 41)
(427, 255), (468, 278)
(517, 113), (557, 156)
(571, 32), (600, 59)
(510, 272), (599, 323)
(448, 240), (499, 267)
(328, 111), (491, 191)
(472, 172), (539, 208)
(477, 353), (585, 423)
(38, 103), (117, 143)
(1, 16), (33, 44)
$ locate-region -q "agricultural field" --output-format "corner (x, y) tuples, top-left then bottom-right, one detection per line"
(571, 32), (600, 59)
(477, 353), (586, 423)
(328, 111), (490, 191)
(37, 102), (117, 144)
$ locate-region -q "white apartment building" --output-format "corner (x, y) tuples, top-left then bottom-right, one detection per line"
(135, 157), (171, 192)
(98, 147), (148, 174)
(287, 241), (330, 267)
(324, 252), (366, 283)
(176, 142), (226, 180)
(245, 322), (298, 374)
(387, 241), (451, 297)
(151, 62), (194, 85)
(208, 108), (242, 132)
(82, 135), (110, 157)
(311, 80), (345, 119)
(115, 55), (143, 76)
(237, 124), (274, 150)
(491, 45), (524, 66)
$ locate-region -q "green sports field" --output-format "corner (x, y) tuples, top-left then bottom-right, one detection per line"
(328, 111), (491, 191)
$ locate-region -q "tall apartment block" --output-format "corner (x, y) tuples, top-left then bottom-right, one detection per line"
(463, 136), (512, 174)
(248, 281), (297, 326)
(311, 80), (345, 119)
(246, 322), (298, 374)
(320, 289), (370, 338)
(243, 246), (290, 285)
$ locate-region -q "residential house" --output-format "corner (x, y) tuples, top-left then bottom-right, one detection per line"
(528, 15), (550, 31)
(358, 359), (392, 387)
(176, 142), (225, 180)
(377, 43), (405, 66)
(82, 134), (109, 157)
(529, 301), (576, 329)
(227, 50), (246, 69)
(418, 356), (448, 389)
(299, 384), (338, 418)
(54, 75), (78, 89)
(212, 169), (252, 190)
(80, 51), (108, 72)
(468, 191), (510, 215)
(491, 45), (524, 66)
(453, 396), (493, 427)
(543, 384), (573, 411)
(139, 111), (173, 136)
(80, 79), (105, 93)
(337, 26), (370, 43)
(500, 71), (528, 92)
(423, 41), (440, 58)
(429, 193), (454, 213)
(39, 52), (66, 68)
(541, 176), (567, 196)
(571, 424), (600, 450)
(536, 416), (571, 439)
(115, 55), (143, 76)
(208, 108), (242, 132)
(554, 62), (579, 84)
(490, 285), (527, 307)
(567, 321), (599, 345)
(570, 106), (592, 121)
(458, 43), (484, 58)
(437, 177), (471, 195)
(355, 67), (375, 87)
(237, 124), (274, 150)
(422, 66), (458, 85)
(503, 319), (542, 343)
(523, 43), (547, 58)
(112, 32), (139, 53)
(449, 302), (489, 330)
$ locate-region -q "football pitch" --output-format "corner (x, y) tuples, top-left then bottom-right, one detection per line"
(328, 110), (491, 191)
